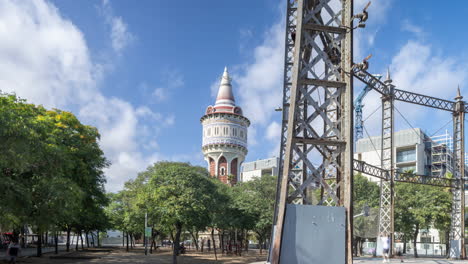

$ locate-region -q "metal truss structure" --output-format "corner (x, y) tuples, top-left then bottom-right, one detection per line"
(269, 0), (296, 253)
(353, 67), (467, 259)
(353, 159), (388, 180)
(450, 96), (465, 258)
(269, 0), (353, 263)
(353, 160), (454, 188)
(270, 0), (467, 262)
(379, 77), (394, 253)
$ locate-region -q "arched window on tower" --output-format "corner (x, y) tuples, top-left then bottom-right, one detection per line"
(221, 167), (225, 176)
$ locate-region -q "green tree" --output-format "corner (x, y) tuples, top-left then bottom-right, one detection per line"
(233, 174), (276, 254)
(352, 173), (380, 256)
(394, 182), (451, 257)
(142, 162), (219, 264)
(0, 93), (109, 256)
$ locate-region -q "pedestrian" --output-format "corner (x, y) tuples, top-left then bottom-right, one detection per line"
(7, 238), (20, 264)
(381, 233), (390, 263)
(396, 247), (404, 262)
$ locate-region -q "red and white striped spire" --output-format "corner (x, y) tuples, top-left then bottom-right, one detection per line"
(215, 67), (235, 106)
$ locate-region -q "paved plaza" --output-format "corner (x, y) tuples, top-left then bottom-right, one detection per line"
(353, 257), (468, 264)
(3, 247), (468, 264)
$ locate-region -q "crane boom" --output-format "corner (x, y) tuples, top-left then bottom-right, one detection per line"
(354, 74), (382, 141)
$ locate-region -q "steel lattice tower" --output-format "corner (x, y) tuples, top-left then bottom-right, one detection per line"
(377, 77), (394, 254)
(270, 0), (353, 263)
(451, 91), (465, 258)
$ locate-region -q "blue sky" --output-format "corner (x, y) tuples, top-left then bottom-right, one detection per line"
(1, 0), (468, 192)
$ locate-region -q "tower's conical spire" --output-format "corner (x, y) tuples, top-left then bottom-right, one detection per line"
(455, 85), (463, 101)
(215, 67), (235, 106)
(385, 67), (392, 84)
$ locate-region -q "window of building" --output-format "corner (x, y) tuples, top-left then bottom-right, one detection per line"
(397, 148), (416, 163)
(221, 167), (225, 175)
(240, 130), (244, 138)
(224, 127), (228, 135)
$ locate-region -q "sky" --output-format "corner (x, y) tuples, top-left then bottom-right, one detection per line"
(1, 0), (468, 192)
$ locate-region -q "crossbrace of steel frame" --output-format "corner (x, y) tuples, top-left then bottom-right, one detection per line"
(353, 159), (454, 187)
(353, 67), (467, 259)
(269, 0), (353, 263)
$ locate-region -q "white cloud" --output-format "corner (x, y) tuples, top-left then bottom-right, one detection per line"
(100, 0), (134, 55)
(266, 121), (281, 141)
(360, 40), (468, 136)
(401, 19), (424, 36)
(354, 0), (393, 60)
(0, 0), (97, 109)
(0, 0), (169, 192)
(234, 21), (284, 126)
(152, 87), (167, 101)
(140, 71), (184, 103)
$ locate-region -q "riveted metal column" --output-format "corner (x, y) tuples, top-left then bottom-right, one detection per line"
(450, 90), (465, 259)
(270, 0), (353, 262)
(268, 0), (297, 261)
(378, 82), (394, 256)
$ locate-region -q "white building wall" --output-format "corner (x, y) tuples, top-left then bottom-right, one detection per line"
(241, 157), (279, 182)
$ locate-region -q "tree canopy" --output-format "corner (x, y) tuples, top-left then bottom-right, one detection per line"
(0, 93), (109, 256)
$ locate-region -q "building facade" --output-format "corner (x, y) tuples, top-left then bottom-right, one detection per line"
(240, 157), (279, 182)
(201, 67), (250, 184)
(355, 128), (432, 181)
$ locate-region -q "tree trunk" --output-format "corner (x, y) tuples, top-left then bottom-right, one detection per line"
(86, 231), (90, 248)
(150, 237), (156, 254)
(37, 232), (43, 257)
(97, 231), (100, 247)
(45, 231), (48, 247)
(54, 233), (58, 254)
(20, 226), (25, 248)
(66, 228), (71, 252)
(173, 222), (183, 264)
(259, 238), (263, 255)
(80, 231), (84, 250)
(211, 228), (217, 261)
(245, 234), (249, 251)
(126, 232), (129, 252)
(403, 235), (407, 254)
(130, 234), (133, 249)
(352, 237), (357, 257)
(75, 232), (79, 251)
(122, 231), (125, 247)
(445, 231), (450, 257)
(413, 225), (419, 258)
(190, 231), (199, 251)
(91, 232), (95, 247)
(219, 231), (224, 254)
(359, 239), (364, 256)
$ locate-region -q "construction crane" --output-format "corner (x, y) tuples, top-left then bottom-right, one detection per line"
(354, 74), (382, 142)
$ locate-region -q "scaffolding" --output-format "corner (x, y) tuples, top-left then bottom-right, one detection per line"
(431, 130), (454, 177)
